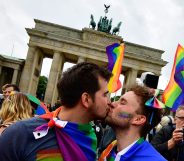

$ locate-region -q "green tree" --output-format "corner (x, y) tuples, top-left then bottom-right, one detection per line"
(111, 95), (120, 102)
(36, 76), (48, 100)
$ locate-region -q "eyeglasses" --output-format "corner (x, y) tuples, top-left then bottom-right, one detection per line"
(175, 116), (184, 120)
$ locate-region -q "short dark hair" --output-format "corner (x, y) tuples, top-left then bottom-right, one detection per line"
(2, 84), (20, 92)
(57, 62), (112, 108)
(129, 85), (162, 139)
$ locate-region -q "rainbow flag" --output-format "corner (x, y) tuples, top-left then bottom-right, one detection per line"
(162, 44), (184, 111)
(106, 43), (125, 93)
(36, 149), (62, 161)
(34, 107), (97, 161)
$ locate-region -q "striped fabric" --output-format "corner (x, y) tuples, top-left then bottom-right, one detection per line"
(34, 107), (97, 161)
(106, 43), (125, 93)
(163, 44), (184, 111)
(36, 149), (63, 161)
(98, 138), (164, 161)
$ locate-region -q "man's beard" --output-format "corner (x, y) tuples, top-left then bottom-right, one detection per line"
(105, 115), (131, 130)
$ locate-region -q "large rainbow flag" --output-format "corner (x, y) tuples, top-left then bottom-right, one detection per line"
(162, 44), (184, 111)
(106, 43), (125, 93)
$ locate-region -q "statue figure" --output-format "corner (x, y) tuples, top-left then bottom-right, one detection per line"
(107, 18), (112, 33)
(98, 16), (109, 33)
(104, 4), (110, 14)
(89, 5), (122, 35)
(89, 14), (96, 30)
(97, 16), (102, 31)
(112, 21), (122, 35)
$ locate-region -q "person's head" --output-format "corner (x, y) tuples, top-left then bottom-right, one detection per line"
(47, 103), (51, 108)
(106, 85), (162, 139)
(175, 105), (184, 129)
(57, 62), (112, 120)
(0, 93), (33, 124)
(2, 84), (20, 99)
(156, 115), (174, 132)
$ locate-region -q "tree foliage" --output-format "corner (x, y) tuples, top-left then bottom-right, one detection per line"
(36, 76), (48, 100)
(111, 95), (120, 102)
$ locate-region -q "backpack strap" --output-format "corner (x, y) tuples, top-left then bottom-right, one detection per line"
(167, 116), (173, 126)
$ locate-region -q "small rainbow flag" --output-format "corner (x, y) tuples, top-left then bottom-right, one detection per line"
(106, 43), (125, 93)
(162, 44), (184, 111)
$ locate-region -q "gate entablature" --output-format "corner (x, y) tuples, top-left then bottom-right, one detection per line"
(19, 19), (167, 104)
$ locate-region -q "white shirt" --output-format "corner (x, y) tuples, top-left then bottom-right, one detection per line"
(114, 139), (138, 161)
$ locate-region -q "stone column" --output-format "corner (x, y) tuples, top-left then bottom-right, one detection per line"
(44, 51), (65, 105)
(124, 68), (138, 89)
(11, 69), (18, 84)
(19, 45), (36, 93)
(77, 56), (86, 63)
(28, 49), (44, 96)
(0, 65), (2, 76)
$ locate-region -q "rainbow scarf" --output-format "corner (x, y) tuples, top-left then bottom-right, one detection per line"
(33, 107), (97, 161)
(98, 138), (145, 161)
(106, 43), (125, 93)
(162, 44), (184, 111)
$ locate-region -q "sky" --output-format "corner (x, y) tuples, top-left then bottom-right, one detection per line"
(0, 0), (184, 91)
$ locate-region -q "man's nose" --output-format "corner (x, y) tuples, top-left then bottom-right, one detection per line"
(112, 100), (117, 105)
(107, 96), (111, 103)
(5, 92), (10, 96)
(109, 101), (117, 109)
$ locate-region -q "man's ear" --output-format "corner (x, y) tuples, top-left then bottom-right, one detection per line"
(132, 115), (146, 126)
(81, 92), (92, 109)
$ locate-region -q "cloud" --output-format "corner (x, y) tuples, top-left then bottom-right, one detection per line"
(0, 0), (184, 90)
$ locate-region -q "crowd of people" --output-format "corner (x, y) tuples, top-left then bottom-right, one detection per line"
(0, 62), (183, 161)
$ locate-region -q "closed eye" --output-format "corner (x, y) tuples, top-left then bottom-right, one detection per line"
(104, 91), (109, 97)
(119, 98), (127, 105)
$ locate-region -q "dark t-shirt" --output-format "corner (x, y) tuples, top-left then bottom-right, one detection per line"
(0, 117), (61, 161)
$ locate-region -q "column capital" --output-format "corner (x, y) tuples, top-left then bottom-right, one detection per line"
(28, 44), (36, 48)
(53, 50), (61, 54)
(124, 68), (138, 90)
(128, 67), (138, 71)
(77, 56), (86, 63)
(53, 51), (65, 63)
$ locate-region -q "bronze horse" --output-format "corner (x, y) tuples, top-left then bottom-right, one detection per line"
(112, 22), (122, 35)
(89, 14), (96, 30)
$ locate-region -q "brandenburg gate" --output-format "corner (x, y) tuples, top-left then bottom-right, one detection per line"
(19, 19), (167, 105)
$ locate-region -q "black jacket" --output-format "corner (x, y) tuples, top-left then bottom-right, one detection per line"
(151, 125), (184, 161)
(98, 126), (116, 155)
